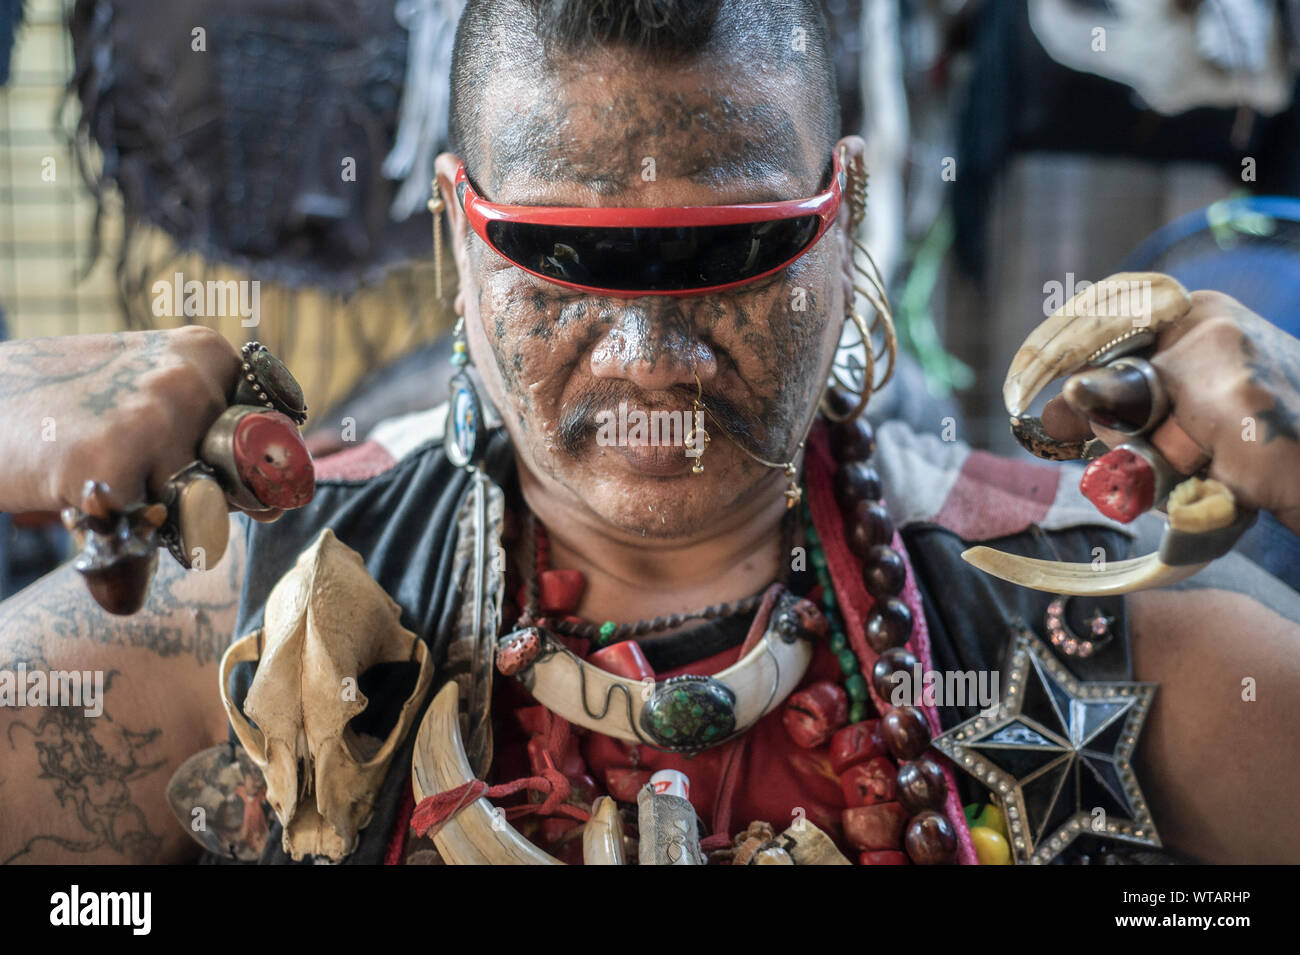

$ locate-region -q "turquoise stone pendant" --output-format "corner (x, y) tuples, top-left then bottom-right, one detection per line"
(640, 675), (737, 752)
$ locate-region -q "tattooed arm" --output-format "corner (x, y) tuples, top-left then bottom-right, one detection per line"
(0, 524), (244, 864)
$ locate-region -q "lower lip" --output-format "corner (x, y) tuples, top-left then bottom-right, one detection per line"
(610, 443), (697, 477)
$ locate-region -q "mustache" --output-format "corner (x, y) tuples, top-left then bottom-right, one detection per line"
(555, 380), (766, 458)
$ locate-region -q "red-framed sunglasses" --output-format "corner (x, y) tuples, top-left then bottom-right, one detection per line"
(454, 151), (844, 296)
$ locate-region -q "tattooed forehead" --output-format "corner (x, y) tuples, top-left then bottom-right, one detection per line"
(482, 82), (815, 199)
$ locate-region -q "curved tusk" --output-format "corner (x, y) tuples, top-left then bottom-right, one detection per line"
(960, 546), (1206, 596)
(521, 618), (812, 747)
(963, 478), (1256, 596)
(582, 796), (626, 865)
(411, 682), (561, 865)
(1003, 272), (1191, 418)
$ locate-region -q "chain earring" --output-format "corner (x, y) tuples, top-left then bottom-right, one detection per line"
(685, 371), (711, 473)
(693, 373), (805, 507)
(428, 180), (446, 301)
(727, 440), (804, 509)
(822, 145), (899, 423)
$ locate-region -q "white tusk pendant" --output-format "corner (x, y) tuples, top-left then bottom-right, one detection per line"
(582, 796), (626, 865)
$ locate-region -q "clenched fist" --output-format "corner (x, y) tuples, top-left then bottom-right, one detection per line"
(1044, 289), (1300, 536)
(0, 327), (242, 514)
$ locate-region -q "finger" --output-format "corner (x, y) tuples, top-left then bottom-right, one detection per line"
(1083, 420), (1128, 453)
(147, 443), (204, 503)
(58, 441), (150, 515)
(1149, 416), (1211, 475)
(1084, 414), (1209, 475)
(1041, 394), (1095, 443)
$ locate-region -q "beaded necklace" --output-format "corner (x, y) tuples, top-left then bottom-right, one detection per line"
(519, 503), (798, 648)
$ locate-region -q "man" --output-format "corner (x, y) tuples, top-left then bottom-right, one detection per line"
(2, 0), (1299, 865)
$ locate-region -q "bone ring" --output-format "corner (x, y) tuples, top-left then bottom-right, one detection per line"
(1003, 272), (1192, 419)
(157, 461), (229, 570)
(962, 478), (1255, 596)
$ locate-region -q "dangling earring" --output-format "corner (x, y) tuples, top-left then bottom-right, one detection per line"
(822, 146), (898, 423)
(445, 316), (487, 469)
(693, 371), (805, 507)
(685, 371), (711, 473)
(428, 180), (446, 301)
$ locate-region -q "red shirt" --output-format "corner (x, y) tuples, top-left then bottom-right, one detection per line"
(491, 630), (851, 861)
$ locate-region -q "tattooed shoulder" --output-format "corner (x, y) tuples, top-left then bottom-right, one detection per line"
(0, 521), (245, 863)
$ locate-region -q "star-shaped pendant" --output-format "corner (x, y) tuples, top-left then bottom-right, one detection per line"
(932, 628), (1159, 864)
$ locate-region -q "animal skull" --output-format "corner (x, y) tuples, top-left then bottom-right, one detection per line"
(220, 528), (432, 862)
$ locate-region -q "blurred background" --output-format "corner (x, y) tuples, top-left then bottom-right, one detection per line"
(1, 0), (1298, 594)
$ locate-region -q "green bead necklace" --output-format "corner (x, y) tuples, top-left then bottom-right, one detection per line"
(803, 499), (870, 724)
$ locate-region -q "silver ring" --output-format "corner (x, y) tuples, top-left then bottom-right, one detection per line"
(157, 460), (229, 569)
(1105, 355), (1170, 436)
(234, 341), (308, 425)
(199, 405), (270, 511)
(1116, 437), (1178, 510)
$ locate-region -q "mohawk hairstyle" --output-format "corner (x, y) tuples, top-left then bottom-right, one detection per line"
(529, 0), (720, 53)
(449, 0), (840, 184)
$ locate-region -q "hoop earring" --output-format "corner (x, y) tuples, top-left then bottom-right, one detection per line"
(822, 146), (899, 423)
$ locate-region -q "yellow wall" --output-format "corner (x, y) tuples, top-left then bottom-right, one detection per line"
(0, 0), (454, 417)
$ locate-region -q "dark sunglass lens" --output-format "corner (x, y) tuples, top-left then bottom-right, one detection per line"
(486, 216), (820, 291)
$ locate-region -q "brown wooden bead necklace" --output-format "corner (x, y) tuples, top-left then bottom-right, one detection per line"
(804, 409), (960, 865)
